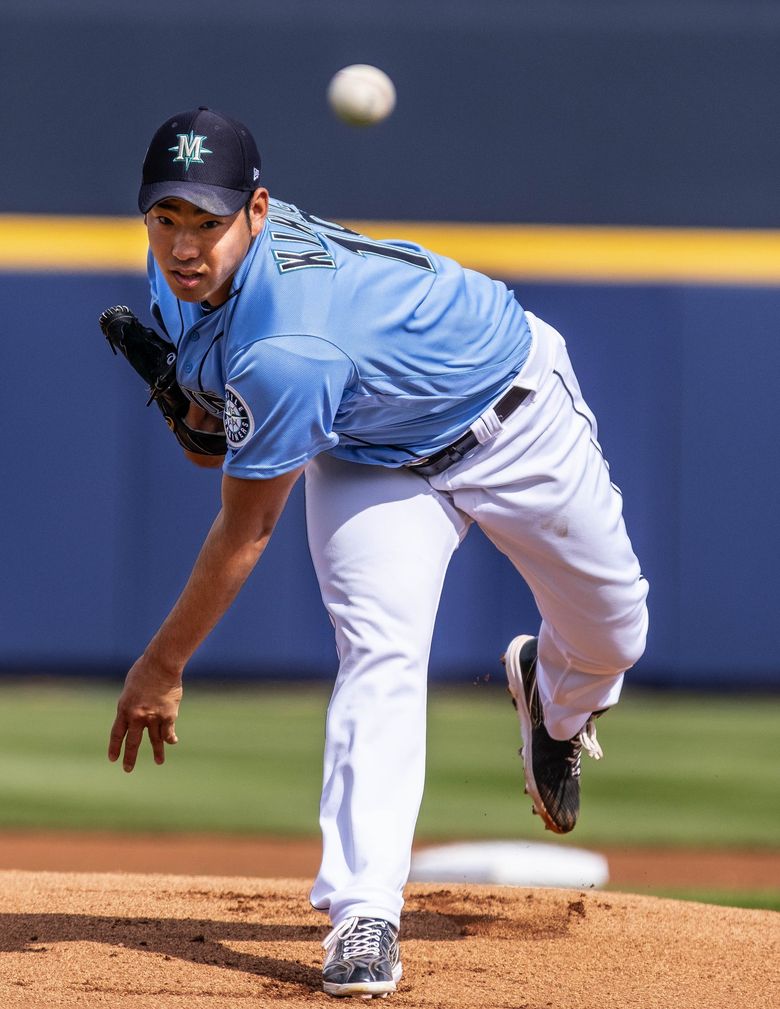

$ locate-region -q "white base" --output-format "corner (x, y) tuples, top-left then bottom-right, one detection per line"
(409, 840), (609, 889)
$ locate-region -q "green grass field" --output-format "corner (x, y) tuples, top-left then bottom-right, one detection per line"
(0, 680), (777, 909)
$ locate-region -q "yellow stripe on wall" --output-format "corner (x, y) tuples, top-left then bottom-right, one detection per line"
(353, 221), (780, 285)
(0, 216), (149, 272)
(2, 214), (780, 285)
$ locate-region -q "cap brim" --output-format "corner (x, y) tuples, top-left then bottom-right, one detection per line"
(138, 181), (250, 216)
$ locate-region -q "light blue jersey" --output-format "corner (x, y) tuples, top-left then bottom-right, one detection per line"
(149, 198), (532, 478)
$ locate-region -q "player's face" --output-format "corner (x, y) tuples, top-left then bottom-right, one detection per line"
(145, 190), (268, 306)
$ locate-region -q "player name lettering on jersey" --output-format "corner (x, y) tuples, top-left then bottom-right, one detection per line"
(272, 248), (337, 273)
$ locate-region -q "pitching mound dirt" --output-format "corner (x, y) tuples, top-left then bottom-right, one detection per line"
(0, 871), (776, 1009)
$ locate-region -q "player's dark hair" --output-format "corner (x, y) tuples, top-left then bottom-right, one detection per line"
(243, 195), (253, 229)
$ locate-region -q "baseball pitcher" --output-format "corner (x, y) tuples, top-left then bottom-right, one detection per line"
(105, 107), (648, 999)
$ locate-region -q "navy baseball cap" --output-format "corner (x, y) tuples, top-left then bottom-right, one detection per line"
(138, 107), (262, 216)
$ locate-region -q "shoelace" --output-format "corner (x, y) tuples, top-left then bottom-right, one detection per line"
(323, 917), (386, 958)
(568, 716), (604, 776)
(579, 716), (604, 760)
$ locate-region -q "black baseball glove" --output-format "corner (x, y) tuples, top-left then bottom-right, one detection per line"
(99, 305), (227, 456)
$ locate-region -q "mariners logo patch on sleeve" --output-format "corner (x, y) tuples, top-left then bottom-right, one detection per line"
(224, 386), (255, 448)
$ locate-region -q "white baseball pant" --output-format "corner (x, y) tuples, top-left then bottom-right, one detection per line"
(305, 313), (649, 928)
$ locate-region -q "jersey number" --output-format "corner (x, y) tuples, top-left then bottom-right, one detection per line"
(271, 209), (435, 273)
(326, 231), (434, 272)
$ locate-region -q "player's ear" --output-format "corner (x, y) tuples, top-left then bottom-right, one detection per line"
(247, 188), (269, 237)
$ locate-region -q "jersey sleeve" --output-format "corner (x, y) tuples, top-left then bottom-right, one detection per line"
(222, 335), (356, 479)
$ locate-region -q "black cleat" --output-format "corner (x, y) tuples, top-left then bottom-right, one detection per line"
(503, 635), (603, 834)
(322, 917), (402, 999)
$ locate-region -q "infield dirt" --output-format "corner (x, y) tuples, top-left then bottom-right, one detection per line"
(1, 832), (778, 889)
(0, 871), (776, 1009)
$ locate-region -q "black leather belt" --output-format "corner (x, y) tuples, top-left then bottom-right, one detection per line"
(405, 384), (531, 478)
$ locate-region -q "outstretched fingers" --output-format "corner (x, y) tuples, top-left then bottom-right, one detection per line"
(108, 656), (184, 772)
(108, 711), (178, 772)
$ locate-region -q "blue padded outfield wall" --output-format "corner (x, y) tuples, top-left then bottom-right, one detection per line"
(2, 1), (780, 687)
(3, 270), (779, 688)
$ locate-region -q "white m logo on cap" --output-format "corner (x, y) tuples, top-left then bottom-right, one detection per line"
(169, 131), (213, 171)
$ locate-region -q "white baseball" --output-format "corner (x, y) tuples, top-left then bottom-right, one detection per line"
(327, 64), (396, 127)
